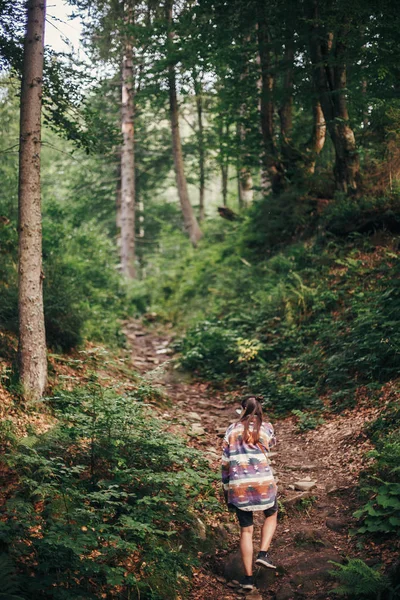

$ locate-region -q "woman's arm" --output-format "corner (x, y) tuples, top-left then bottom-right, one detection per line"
(221, 439), (230, 503)
(260, 422), (276, 451)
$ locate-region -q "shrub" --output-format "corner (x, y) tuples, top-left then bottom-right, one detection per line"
(330, 559), (393, 599)
(0, 384), (217, 600)
(292, 409), (325, 432)
(354, 431), (400, 535)
(178, 320), (240, 381)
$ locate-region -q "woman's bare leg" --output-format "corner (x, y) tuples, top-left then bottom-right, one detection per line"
(260, 512), (277, 551)
(240, 525), (254, 576)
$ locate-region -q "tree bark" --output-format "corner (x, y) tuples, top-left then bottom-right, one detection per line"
(237, 34), (254, 207)
(193, 73), (205, 221)
(218, 117), (229, 206)
(120, 33), (136, 278)
(307, 0), (360, 192)
(302, 99), (326, 174)
(256, 3), (284, 194)
(221, 163), (228, 206)
(18, 0), (47, 400)
(166, 0), (202, 246)
(278, 37), (294, 151)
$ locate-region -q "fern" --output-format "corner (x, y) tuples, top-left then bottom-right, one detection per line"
(0, 554), (24, 600)
(330, 559), (390, 599)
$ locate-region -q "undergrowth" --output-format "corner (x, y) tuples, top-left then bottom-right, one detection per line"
(0, 383), (218, 600)
(138, 194), (400, 417)
(330, 558), (400, 599)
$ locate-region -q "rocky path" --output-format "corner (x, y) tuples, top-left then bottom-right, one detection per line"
(124, 321), (378, 600)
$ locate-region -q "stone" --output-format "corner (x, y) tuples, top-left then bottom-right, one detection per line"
(325, 517), (348, 532)
(245, 592), (262, 600)
(282, 492), (312, 507)
(216, 576), (227, 583)
(294, 528), (330, 548)
(254, 567), (277, 590)
(289, 551), (343, 586)
(275, 583), (296, 600)
(187, 411), (202, 421)
(195, 517), (207, 540)
(224, 550), (245, 581)
(287, 464), (318, 472)
(217, 427), (227, 437)
(189, 423), (206, 436)
(288, 484), (295, 491)
(294, 480), (317, 492)
(326, 482), (351, 495)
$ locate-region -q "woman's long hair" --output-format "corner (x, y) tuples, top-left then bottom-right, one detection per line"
(238, 396), (263, 444)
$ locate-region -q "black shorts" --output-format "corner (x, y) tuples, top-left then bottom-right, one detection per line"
(235, 498), (278, 528)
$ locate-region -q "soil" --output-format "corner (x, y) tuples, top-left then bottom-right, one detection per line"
(124, 320), (399, 600)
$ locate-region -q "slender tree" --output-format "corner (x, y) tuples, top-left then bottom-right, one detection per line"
(120, 5), (136, 278)
(193, 71), (206, 221)
(18, 0), (47, 399)
(165, 0), (202, 246)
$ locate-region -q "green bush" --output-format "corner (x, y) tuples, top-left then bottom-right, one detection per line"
(178, 320), (240, 381)
(0, 218), (127, 352)
(292, 409), (325, 432)
(0, 384), (217, 600)
(42, 219), (127, 350)
(330, 558), (396, 599)
(354, 431), (400, 535)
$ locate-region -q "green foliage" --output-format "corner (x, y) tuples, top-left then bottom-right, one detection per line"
(291, 410), (325, 432)
(138, 199), (400, 417)
(0, 419), (17, 450)
(0, 553), (24, 600)
(178, 320), (242, 381)
(0, 384), (217, 600)
(354, 431), (400, 536)
(329, 559), (394, 599)
(296, 495), (317, 514)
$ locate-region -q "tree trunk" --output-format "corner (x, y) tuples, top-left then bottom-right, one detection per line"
(303, 99), (326, 174)
(166, 0), (202, 246)
(278, 37), (294, 152)
(239, 166), (253, 206)
(238, 117), (253, 207)
(18, 0), (47, 400)
(120, 36), (136, 278)
(194, 74), (205, 221)
(221, 163), (228, 206)
(307, 0), (360, 192)
(256, 3), (284, 194)
(237, 34), (253, 207)
(218, 117), (229, 206)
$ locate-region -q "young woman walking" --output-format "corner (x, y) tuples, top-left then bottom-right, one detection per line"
(221, 396), (278, 591)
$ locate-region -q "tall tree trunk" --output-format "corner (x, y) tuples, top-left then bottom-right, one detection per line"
(18, 0), (47, 400)
(193, 74), (205, 221)
(256, 3), (284, 194)
(120, 35), (136, 278)
(166, 0), (202, 246)
(307, 0), (360, 192)
(237, 34), (254, 207)
(278, 37), (294, 153)
(302, 99), (326, 174)
(221, 163), (228, 206)
(218, 117), (229, 206)
(238, 119), (254, 207)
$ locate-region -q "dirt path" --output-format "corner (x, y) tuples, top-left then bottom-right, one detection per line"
(124, 321), (382, 600)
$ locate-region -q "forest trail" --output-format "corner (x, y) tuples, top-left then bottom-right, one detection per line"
(124, 320), (379, 600)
